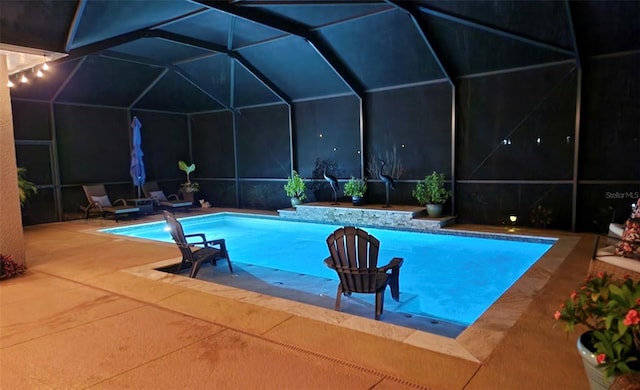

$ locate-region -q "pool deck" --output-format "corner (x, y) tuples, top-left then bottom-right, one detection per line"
(1, 206), (594, 389)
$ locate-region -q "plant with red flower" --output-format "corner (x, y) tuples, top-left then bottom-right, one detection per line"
(554, 272), (640, 377)
(625, 310), (640, 326)
(0, 254), (26, 280)
(597, 354), (607, 364)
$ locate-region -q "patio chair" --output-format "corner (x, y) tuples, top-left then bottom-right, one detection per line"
(324, 226), (403, 320)
(142, 181), (192, 211)
(588, 234), (640, 281)
(163, 211), (233, 278)
(81, 184), (140, 222)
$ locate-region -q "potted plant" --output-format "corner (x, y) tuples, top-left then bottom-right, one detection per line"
(0, 253), (26, 280)
(343, 176), (367, 206)
(412, 171), (451, 217)
(178, 161), (199, 204)
(284, 170), (306, 207)
(554, 272), (640, 386)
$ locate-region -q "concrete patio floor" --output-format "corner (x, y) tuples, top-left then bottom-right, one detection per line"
(0, 207), (595, 389)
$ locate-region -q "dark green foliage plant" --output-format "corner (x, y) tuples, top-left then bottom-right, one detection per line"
(412, 171), (451, 205)
(18, 167), (37, 206)
(284, 170), (306, 200)
(343, 177), (367, 197)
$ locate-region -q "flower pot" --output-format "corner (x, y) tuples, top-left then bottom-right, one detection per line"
(426, 204), (443, 218)
(179, 188), (199, 207)
(290, 197), (303, 208)
(577, 332), (616, 390)
(351, 196), (364, 206)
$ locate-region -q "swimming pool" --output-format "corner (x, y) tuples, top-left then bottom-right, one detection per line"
(102, 213), (556, 327)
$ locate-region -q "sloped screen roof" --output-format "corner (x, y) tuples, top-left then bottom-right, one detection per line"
(2, 0), (638, 112)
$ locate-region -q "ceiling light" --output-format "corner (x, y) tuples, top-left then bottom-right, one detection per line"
(42, 54), (49, 71)
(20, 74), (28, 83)
(1, 44), (66, 75)
(7, 80), (14, 88)
(36, 70), (43, 78)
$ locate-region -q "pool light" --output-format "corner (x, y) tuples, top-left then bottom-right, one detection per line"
(508, 214), (518, 232)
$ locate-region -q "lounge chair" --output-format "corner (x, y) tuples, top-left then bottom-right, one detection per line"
(588, 235), (640, 281)
(163, 211), (233, 278)
(142, 181), (192, 211)
(81, 184), (140, 221)
(324, 226), (403, 320)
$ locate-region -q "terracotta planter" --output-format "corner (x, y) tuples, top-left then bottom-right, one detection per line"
(179, 189), (198, 207)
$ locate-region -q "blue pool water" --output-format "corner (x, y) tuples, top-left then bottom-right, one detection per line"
(101, 213), (555, 326)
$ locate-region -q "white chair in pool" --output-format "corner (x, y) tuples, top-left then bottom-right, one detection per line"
(324, 226), (403, 320)
(163, 211), (233, 278)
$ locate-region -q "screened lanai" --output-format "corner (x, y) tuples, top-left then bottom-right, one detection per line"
(2, 0), (639, 231)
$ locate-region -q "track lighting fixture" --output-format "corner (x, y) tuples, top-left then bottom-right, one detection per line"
(5, 55), (53, 89)
(2, 46), (65, 90)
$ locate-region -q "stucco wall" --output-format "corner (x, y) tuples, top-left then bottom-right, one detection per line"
(0, 54), (25, 266)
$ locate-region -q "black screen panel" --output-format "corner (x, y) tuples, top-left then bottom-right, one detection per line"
(15, 144), (52, 185)
(367, 82), (452, 180)
(191, 111), (235, 178)
(21, 188), (56, 226)
(456, 182), (572, 230)
(11, 101), (52, 140)
(55, 104), (130, 184)
(580, 54), (640, 180)
(457, 63), (576, 180)
(577, 184), (640, 233)
(295, 96), (361, 179)
(236, 105), (290, 178)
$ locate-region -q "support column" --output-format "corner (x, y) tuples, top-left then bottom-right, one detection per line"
(0, 54), (26, 267)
